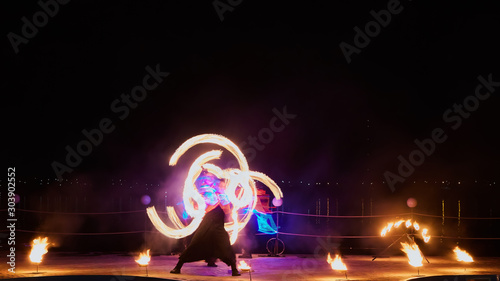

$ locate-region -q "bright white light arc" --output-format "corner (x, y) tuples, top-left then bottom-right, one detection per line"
(147, 134), (283, 244)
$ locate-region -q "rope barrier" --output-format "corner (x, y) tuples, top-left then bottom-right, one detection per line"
(274, 211), (500, 220)
(7, 228), (500, 239)
(3, 208), (498, 239)
(15, 208), (145, 215)
(16, 229), (153, 235)
(257, 232), (500, 240)
(3, 208), (499, 220)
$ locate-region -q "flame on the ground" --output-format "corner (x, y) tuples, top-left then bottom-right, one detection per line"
(327, 253), (347, 271)
(135, 249), (151, 266)
(454, 246), (473, 262)
(400, 242), (423, 267)
(238, 260), (251, 270)
(29, 237), (49, 264)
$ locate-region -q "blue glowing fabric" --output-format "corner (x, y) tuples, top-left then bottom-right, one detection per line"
(253, 209), (278, 234)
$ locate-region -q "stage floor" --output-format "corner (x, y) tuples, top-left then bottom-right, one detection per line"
(2, 253), (500, 281)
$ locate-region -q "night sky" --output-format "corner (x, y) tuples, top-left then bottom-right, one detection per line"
(3, 0), (500, 191)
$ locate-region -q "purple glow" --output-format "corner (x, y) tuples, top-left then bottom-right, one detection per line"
(141, 195), (151, 205)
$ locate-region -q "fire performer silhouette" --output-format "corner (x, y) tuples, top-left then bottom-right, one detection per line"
(170, 172), (240, 276)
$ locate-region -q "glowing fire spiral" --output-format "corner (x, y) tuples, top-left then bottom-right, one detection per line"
(147, 134), (283, 244)
(380, 219), (431, 243)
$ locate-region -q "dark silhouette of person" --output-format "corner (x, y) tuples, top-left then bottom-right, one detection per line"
(170, 176), (240, 276)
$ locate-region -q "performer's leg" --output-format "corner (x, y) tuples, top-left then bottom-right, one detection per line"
(206, 257), (217, 267)
(170, 260), (184, 274)
(230, 262), (241, 276)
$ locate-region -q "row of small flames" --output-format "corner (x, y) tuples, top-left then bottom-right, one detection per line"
(327, 246), (473, 273)
(28, 234), (474, 276)
(29, 237), (252, 271)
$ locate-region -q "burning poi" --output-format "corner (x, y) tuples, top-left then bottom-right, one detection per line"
(147, 134), (283, 244)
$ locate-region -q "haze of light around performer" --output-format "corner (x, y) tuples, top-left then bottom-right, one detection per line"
(170, 171), (240, 276)
(146, 134), (283, 276)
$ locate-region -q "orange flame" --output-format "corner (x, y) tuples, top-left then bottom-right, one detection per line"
(327, 253), (347, 271)
(238, 260), (251, 270)
(394, 219), (405, 228)
(135, 249), (151, 266)
(381, 222), (394, 237)
(380, 219), (431, 243)
(29, 237), (49, 264)
(413, 221), (420, 231)
(400, 242), (423, 267)
(421, 228), (431, 243)
(453, 246), (473, 262)
(405, 219), (412, 228)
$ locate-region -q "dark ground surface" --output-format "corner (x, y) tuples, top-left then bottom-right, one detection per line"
(2, 252), (500, 281)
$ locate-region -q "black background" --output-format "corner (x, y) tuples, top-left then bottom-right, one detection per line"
(2, 0), (500, 254)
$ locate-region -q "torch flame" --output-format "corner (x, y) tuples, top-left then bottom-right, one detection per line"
(29, 237), (49, 264)
(387, 222), (393, 233)
(422, 228), (431, 243)
(394, 219), (405, 228)
(454, 246), (473, 262)
(381, 222), (394, 237)
(405, 219), (412, 228)
(381, 225), (388, 237)
(135, 249), (151, 266)
(238, 260), (251, 270)
(381, 219), (431, 243)
(413, 221), (420, 231)
(327, 253), (347, 271)
(400, 242), (423, 267)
